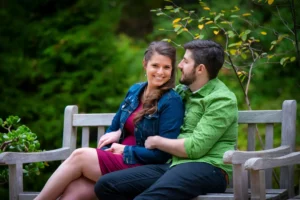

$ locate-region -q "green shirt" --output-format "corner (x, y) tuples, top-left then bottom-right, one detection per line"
(171, 78), (238, 179)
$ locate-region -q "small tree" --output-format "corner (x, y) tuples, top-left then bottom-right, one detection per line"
(0, 116), (45, 184)
(151, 0), (299, 110)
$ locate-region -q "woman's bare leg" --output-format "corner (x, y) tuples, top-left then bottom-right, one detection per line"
(34, 148), (101, 200)
(59, 177), (97, 200)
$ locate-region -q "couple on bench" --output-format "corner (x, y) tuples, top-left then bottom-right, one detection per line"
(34, 39), (238, 200)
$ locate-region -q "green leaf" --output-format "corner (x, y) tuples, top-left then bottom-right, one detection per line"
(173, 8), (180, 13)
(164, 6), (173, 10)
(182, 17), (190, 20)
(290, 57), (296, 62)
(230, 15), (240, 18)
(244, 30), (251, 35)
(177, 28), (184, 35)
(174, 26), (181, 32)
(214, 13), (223, 22)
(162, 39), (171, 42)
(227, 31), (235, 38)
(280, 57), (290, 66)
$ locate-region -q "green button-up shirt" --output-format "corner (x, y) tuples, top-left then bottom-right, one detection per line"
(171, 78), (238, 179)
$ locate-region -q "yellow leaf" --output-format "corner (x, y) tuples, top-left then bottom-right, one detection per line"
(194, 35), (200, 39)
(172, 18), (181, 24)
(203, 7), (210, 10)
(229, 49), (236, 55)
(268, 0), (274, 5)
(205, 21), (213, 25)
(242, 13), (251, 16)
(267, 55), (274, 59)
(198, 24), (204, 30)
(173, 24), (182, 28)
(183, 28), (188, 31)
(261, 31), (267, 35)
(213, 30), (219, 35)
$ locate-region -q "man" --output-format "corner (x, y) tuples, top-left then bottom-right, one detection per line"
(94, 39), (238, 200)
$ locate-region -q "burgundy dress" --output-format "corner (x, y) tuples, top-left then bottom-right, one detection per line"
(96, 103), (143, 175)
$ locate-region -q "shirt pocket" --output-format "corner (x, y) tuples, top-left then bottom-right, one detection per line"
(141, 112), (159, 138)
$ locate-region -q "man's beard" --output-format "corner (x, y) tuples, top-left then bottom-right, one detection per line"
(179, 69), (196, 86)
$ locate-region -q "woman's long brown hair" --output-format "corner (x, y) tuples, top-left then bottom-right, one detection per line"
(134, 41), (176, 123)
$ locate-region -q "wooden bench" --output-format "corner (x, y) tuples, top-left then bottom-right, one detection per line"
(0, 100), (297, 200)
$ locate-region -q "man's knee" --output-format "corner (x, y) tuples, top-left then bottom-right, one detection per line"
(94, 175), (113, 198)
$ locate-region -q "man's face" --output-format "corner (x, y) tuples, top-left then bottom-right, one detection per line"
(178, 49), (197, 86)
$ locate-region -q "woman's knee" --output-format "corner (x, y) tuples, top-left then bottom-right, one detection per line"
(68, 148), (89, 163)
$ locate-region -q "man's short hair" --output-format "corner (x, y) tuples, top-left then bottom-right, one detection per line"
(183, 40), (224, 79)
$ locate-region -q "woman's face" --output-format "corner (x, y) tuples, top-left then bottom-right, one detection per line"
(144, 52), (172, 90)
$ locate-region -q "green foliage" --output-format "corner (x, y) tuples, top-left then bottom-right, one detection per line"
(0, 0), (146, 194)
(151, 0), (298, 86)
(0, 116), (45, 183)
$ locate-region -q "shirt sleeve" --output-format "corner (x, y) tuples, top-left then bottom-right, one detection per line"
(184, 95), (237, 159)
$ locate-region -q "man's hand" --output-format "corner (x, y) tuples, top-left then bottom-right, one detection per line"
(145, 136), (160, 149)
(105, 143), (126, 154)
(98, 129), (122, 149)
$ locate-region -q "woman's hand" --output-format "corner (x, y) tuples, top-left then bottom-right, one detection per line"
(105, 143), (126, 154)
(97, 129), (122, 149)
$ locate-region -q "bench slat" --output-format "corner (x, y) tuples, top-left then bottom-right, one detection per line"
(73, 114), (115, 126)
(82, 127), (90, 147)
(238, 111), (282, 123)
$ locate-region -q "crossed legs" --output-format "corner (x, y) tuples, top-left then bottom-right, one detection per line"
(35, 148), (101, 200)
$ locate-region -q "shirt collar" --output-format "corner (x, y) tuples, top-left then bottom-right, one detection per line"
(191, 78), (219, 97)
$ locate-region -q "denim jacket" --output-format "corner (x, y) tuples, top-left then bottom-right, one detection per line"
(105, 82), (184, 164)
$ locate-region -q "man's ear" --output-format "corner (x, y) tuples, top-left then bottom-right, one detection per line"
(196, 64), (206, 74)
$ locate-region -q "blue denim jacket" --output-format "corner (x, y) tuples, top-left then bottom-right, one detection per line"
(105, 82), (184, 164)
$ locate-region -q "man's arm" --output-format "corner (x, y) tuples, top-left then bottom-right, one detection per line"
(145, 136), (188, 158)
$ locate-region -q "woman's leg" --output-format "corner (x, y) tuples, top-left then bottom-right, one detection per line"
(59, 177), (97, 200)
(35, 148), (102, 200)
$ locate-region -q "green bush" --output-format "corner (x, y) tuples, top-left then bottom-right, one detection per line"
(0, 116), (45, 184)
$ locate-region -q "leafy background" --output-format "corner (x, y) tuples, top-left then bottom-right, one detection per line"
(0, 0), (299, 198)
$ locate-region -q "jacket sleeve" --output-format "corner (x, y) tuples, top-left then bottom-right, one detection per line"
(123, 96), (184, 164)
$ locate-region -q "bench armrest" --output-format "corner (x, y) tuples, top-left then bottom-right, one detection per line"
(0, 147), (70, 165)
(244, 152), (300, 170)
(223, 145), (291, 164)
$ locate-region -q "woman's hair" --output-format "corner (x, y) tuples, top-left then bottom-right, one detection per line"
(134, 41), (176, 123)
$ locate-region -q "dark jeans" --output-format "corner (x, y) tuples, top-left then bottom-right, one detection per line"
(94, 162), (227, 200)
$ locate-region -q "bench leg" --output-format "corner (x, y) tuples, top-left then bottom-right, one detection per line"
(9, 163), (23, 200)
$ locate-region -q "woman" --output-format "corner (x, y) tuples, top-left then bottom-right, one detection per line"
(34, 41), (184, 200)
